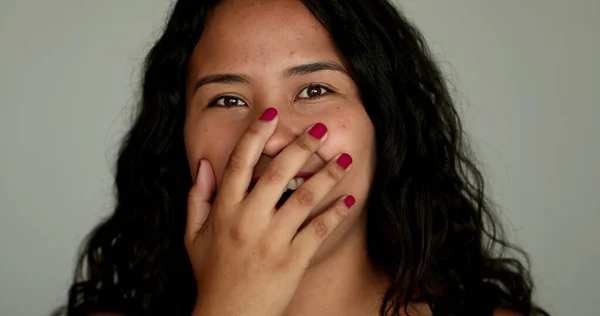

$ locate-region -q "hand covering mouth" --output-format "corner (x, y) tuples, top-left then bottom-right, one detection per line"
(247, 172), (314, 209)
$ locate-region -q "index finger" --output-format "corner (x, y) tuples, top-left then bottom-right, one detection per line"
(216, 107), (279, 207)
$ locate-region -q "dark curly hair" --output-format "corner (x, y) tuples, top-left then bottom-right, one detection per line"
(55, 0), (549, 315)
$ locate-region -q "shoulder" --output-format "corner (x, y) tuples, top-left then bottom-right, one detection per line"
(494, 308), (525, 316)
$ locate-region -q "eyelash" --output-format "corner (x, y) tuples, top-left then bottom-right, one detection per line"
(295, 84), (333, 101)
(208, 84), (333, 108)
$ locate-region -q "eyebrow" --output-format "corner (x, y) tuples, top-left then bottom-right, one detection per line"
(193, 61), (348, 92)
(193, 74), (250, 91)
(283, 61), (348, 77)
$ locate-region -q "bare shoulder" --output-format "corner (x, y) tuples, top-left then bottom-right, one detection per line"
(494, 308), (525, 316)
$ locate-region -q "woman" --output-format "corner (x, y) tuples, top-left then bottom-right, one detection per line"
(58, 0), (549, 315)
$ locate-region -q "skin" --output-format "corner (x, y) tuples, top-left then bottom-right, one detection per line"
(184, 0), (376, 261)
(88, 1), (524, 316)
(183, 0), (385, 315)
(84, 1), (524, 316)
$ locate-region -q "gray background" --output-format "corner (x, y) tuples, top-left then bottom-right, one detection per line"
(1, 0), (598, 315)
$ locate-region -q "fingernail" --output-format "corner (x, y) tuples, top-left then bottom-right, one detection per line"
(344, 195), (356, 208)
(259, 107), (278, 121)
(308, 123), (327, 139)
(336, 153), (353, 169)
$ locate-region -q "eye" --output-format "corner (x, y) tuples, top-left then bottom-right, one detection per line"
(296, 84), (332, 100)
(210, 96), (247, 108)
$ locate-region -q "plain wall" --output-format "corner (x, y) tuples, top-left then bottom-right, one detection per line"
(1, 0), (598, 315)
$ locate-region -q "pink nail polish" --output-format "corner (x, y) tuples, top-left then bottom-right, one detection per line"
(344, 195), (356, 208)
(259, 107), (278, 121)
(336, 153), (353, 169)
(308, 123), (327, 139)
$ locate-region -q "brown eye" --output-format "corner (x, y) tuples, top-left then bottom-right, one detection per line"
(297, 84), (331, 99)
(212, 96), (247, 107)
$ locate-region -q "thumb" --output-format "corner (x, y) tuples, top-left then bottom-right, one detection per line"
(185, 159), (216, 247)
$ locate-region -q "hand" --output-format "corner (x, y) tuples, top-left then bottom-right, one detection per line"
(185, 108), (356, 316)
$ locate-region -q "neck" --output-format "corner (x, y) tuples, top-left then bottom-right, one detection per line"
(283, 217), (389, 316)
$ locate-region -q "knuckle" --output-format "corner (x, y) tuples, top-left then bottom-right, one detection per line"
(274, 252), (295, 272)
(200, 216), (214, 235)
(334, 203), (348, 219)
(312, 217), (329, 238)
(293, 187), (315, 206)
(256, 240), (272, 260)
(266, 165), (285, 183)
(229, 225), (248, 246)
(246, 124), (261, 136)
(326, 164), (344, 181)
(187, 189), (197, 204)
(296, 136), (313, 153)
(225, 153), (245, 173)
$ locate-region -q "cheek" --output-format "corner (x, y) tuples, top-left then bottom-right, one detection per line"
(306, 102), (373, 171)
(324, 108), (374, 157)
(184, 120), (242, 186)
(328, 109), (376, 199)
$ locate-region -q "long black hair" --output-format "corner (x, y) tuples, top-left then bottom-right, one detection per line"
(57, 0), (549, 315)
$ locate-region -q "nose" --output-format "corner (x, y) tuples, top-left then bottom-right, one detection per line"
(260, 108), (306, 157)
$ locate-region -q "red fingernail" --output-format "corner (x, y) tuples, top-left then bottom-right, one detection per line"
(308, 123), (327, 139)
(259, 107), (278, 121)
(336, 153), (353, 169)
(344, 195), (356, 208)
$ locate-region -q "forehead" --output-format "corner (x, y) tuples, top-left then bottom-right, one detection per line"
(189, 0), (343, 76)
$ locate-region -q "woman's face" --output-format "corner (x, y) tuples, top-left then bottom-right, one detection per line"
(184, 0), (376, 251)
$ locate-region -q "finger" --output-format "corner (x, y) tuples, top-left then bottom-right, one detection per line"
(217, 107), (278, 207)
(185, 159), (216, 248)
(245, 122), (328, 213)
(272, 153), (352, 239)
(290, 195), (356, 261)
